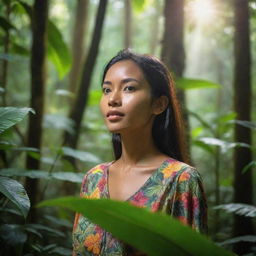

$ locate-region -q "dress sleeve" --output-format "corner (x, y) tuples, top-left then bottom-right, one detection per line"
(169, 167), (208, 234)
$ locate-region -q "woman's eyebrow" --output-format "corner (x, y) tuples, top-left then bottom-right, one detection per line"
(103, 78), (140, 85)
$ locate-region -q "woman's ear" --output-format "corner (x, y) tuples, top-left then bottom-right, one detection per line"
(152, 95), (169, 115)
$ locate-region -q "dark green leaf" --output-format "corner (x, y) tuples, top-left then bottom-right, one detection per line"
(0, 16), (16, 32)
(0, 107), (34, 134)
(231, 120), (256, 130)
(176, 78), (220, 90)
(0, 177), (30, 218)
(38, 197), (234, 256)
(0, 224), (27, 245)
(242, 161), (256, 174)
(26, 224), (65, 237)
(48, 20), (72, 79)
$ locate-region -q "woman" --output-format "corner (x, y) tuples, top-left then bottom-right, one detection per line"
(72, 49), (207, 256)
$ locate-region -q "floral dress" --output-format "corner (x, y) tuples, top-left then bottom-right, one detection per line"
(72, 158), (207, 256)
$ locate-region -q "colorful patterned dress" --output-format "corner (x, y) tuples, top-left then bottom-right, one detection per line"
(72, 158), (207, 256)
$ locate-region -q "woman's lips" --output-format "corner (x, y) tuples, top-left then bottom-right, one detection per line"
(106, 110), (124, 121)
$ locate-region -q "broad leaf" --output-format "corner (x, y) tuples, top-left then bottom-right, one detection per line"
(176, 78), (220, 90)
(0, 177), (30, 218)
(231, 120), (256, 130)
(0, 224), (27, 245)
(214, 204), (256, 217)
(48, 20), (72, 79)
(62, 147), (101, 163)
(26, 224), (65, 237)
(0, 107), (34, 134)
(242, 161), (256, 174)
(38, 197), (234, 256)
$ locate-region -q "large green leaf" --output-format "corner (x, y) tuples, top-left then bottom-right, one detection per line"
(48, 20), (72, 79)
(176, 78), (220, 90)
(0, 177), (30, 218)
(0, 107), (34, 134)
(38, 197), (234, 256)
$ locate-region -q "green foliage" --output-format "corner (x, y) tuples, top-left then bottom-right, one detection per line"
(0, 168), (84, 183)
(214, 204), (256, 217)
(0, 16), (16, 31)
(0, 107), (34, 134)
(48, 20), (72, 79)
(38, 197), (234, 256)
(0, 176), (30, 218)
(219, 235), (256, 246)
(176, 78), (221, 90)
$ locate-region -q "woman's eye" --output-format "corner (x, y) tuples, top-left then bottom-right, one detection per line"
(102, 87), (111, 94)
(124, 86), (136, 92)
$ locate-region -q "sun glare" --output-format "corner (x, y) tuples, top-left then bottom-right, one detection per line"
(187, 0), (217, 24)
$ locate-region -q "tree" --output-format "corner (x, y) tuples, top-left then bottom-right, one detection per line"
(25, 0), (48, 222)
(69, 0), (89, 95)
(124, 0), (132, 48)
(233, 0), (254, 253)
(161, 0), (190, 160)
(64, 0), (108, 150)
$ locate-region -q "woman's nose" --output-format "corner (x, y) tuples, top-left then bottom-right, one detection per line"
(108, 91), (121, 107)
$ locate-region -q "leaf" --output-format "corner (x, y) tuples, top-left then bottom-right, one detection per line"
(52, 172), (83, 183)
(43, 114), (75, 134)
(218, 235), (256, 246)
(49, 246), (72, 256)
(214, 204), (256, 217)
(0, 177), (30, 218)
(132, 0), (147, 13)
(55, 89), (75, 98)
(242, 161), (256, 174)
(192, 140), (214, 154)
(176, 78), (220, 90)
(0, 16), (16, 32)
(231, 120), (256, 130)
(0, 107), (34, 134)
(62, 147), (101, 163)
(0, 224), (27, 245)
(48, 20), (72, 79)
(197, 137), (250, 153)
(26, 224), (65, 238)
(0, 168), (84, 183)
(38, 197), (234, 256)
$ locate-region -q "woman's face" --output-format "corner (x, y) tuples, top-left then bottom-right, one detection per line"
(100, 60), (158, 134)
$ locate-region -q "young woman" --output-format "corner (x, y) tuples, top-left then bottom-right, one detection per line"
(72, 50), (207, 256)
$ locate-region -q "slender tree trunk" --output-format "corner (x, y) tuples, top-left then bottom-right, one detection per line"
(233, 0), (254, 253)
(161, 0), (190, 160)
(124, 0), (132, 48)
(64, 0), (108, 150)
(25, 0), (48, 222)
(69, 0), (89, 95)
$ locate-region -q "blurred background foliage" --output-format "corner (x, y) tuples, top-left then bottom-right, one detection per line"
(0, 0), (255, 255)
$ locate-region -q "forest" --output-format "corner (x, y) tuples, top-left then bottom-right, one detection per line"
(0, 0), (255, 255)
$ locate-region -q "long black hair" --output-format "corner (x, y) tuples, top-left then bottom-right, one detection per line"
(101, 49), (189, 164)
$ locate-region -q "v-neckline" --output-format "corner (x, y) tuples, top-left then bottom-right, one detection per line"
(105, 158), (172, 202)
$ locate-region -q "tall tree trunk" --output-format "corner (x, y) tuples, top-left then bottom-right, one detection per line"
(124, 0), (132, 48)
(64, 0), (108, 150)
(69, 0), (89, 95)
(25, 0), (48, 223)
(161, 0), (190, 160)
(233, 0), (254, 253)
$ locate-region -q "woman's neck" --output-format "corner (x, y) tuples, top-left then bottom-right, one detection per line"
(118, 127), (161, 167)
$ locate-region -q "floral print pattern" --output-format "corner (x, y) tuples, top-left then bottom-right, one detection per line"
(72, 158), (207, 256)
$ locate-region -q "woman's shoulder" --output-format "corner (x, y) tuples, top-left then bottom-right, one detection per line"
(83, 162), (112, 179)
(161, 158), (202, 182)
